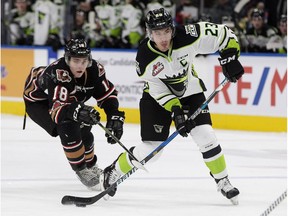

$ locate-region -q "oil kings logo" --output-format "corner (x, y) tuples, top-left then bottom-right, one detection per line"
(152, 62), (164, 76)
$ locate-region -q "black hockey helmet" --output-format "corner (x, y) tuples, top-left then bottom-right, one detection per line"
(145, 8), (175, 40)
(64, 38), (92, 66)
(145, 8), (174, 31)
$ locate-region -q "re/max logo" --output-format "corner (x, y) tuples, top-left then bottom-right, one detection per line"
(214, 66), (287, 106)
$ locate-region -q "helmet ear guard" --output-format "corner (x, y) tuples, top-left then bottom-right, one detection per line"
(64, 39), (92, 67)
(145, 7), (175, 41)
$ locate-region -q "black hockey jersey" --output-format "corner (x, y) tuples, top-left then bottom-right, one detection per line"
(23, 57), (119, 124)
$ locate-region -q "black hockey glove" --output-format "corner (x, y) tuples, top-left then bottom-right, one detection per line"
(105, 110), (125, 144)
(171, 106), (196, 137)
(72, 103), (100, 125)
(218, 48), (244, 83)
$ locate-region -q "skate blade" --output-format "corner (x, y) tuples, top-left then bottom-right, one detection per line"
(230, 195), (239, 205)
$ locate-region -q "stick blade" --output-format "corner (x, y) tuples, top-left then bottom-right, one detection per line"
(61, 195), (93, 206)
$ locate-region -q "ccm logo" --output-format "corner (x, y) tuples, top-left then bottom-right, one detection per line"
(219, 55), (236, 65)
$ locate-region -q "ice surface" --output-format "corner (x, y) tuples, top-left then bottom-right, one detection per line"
(1, 114), (287, 216)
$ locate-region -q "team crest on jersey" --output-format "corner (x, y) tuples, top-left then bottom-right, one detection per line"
(185, 24), (198, 37)
(56, 69), (72, 83)
(152, 62), (164, 76)
(97, 62), (105, 77)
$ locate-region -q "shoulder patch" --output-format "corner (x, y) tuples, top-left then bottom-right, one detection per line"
(97, 62), (106, 77)
(184, 24), (198, 37)
(136, 60), (143, 76)
(56, 69), (72, 83)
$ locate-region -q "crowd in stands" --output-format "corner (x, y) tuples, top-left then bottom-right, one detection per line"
(2, 0), (287, 53)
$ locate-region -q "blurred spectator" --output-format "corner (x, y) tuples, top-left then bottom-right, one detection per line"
(277, 15), (287, 53)
(93, 0), (122, 48)
(120, 0), (145, 48)
(237, 7), (255, 32)
(244, 8), (279, 53)
(255, 1), (268, 24)
(198, 13), (212, 22)
(266, 14), (287, 53)
(5, 0), (34, 45)
(162, 0), (176, 19)
(33, 0), (63, 51)
(75, 0), (94, 12)
(265, 0), (287, 28)
(70, 9), (103, 47)
(208, 0), (234, 24)
(146, 0), (163, 15)
(176, 0), (199, 25)
(146, 0), (175, 19)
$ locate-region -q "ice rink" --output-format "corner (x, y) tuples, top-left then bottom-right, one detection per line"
(1, 114), (287, 216)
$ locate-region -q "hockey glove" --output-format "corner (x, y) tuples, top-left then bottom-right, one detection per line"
(106, 110), (125, 144)
(218, 48), (244, 83)
(72, 103), (100, 125)
(171, 106), (196, 137)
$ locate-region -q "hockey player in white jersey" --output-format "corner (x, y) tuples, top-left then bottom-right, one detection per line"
(93, 0), (122, 48)
(6, 0), (34, 45)
(33, 0), (63, 50)
(101, 8), (244, 205)
(120, 0), (144, 48)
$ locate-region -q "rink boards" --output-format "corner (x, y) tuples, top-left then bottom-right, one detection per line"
(1, 47), (287, 132)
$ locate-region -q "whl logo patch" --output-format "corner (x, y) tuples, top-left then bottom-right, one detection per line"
(152, 62), (164, 76)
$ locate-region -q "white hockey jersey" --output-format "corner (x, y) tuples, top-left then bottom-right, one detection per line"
(33, 0), (62, 45)
(94, 4), (121, 38)
(136, 22), (240, 111)
(120, 3), (143, 41)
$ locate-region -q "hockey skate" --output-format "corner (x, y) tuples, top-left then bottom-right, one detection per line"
(76, 167), (102, 191)
(100, 163), (122, 200)
(88, 163), (103, 191)
(217, 177), (240, 205)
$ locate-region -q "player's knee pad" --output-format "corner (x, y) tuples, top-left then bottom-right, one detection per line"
(57, 120), (81, 144)
(132, 141), (163, 163)
(190, 124), (218, 153)
(82, 131), (94, 150)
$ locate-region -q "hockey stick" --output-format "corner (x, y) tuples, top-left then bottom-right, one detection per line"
(61, 77), (230, 206)
(97, 122), (147, 171)
(259, 190), (287, 216)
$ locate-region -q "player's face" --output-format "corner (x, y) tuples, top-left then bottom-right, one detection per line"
(69, 57), (90, 78)
(251, 17), (264, 30)
(151, 27), (173, 52)
(279, 21), (287, 36)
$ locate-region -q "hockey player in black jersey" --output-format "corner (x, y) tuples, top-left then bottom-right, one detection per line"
(102, 8), (244, 204)
(23, 39), (125, 191)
